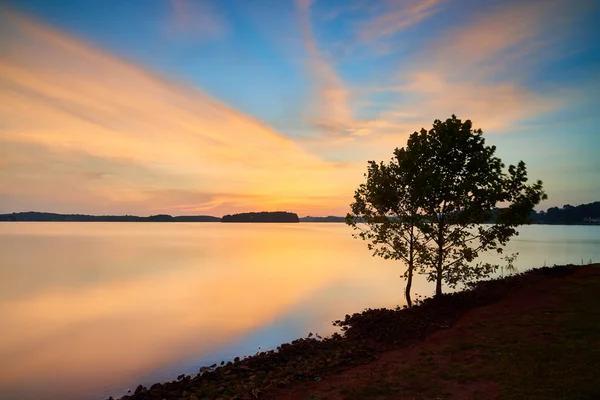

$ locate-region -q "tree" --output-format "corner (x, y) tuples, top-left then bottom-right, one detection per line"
(405, 116), (546, 296)
(348, 115), (547, 299)
(346, 150), (427, 307)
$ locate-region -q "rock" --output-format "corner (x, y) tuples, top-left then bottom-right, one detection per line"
(134, 384), (145, 394)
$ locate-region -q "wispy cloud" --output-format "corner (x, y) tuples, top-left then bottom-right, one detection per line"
(0, 9), (352, 216)
(296, 0), (355, 136)
(369, 0), (590, 133)
(426, 0), (577, 80)
(166, 0), (227, 39)
(359, 0), (443, 41)
(295, 0), (596, 182)
(1, 0), (597, 214)
(295, 0), (446, 138)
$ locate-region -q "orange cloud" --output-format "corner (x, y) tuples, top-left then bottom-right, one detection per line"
(427, 0), (574, 79)
(296, 0), (356, 136)
(294, 0), (446, 139)
(369, 0), (585, 134)
(359, 0), (443, 41)
(296, 0), (590, 167)
(393, 72), (562, 132)
(0, 10), (355, 216)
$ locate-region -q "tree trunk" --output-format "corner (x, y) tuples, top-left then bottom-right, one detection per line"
(405, 225), (414, 307)
(405, 267), (413, 307)
(436, 221), (444, 297)
(435, 273), (442, 297)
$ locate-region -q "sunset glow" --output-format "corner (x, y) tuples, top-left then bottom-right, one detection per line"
(1, 0), (598, 216)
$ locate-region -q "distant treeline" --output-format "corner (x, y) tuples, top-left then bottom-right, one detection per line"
(529, 201), (600, 225)
(0, 212), (220, 222)
(221, 211), (299, 223)
(300, 216), (346, 222)
(300, 203), (600, 225)
(1, 202), (598, 224)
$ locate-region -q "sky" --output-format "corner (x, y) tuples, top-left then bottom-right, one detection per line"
(0, 0), (598, 217)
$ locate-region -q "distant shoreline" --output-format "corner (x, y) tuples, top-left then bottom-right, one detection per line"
(0, 212), (220, 222)
(0, 211), (346, 223)
(221, 211), (299, 223)
(1, 202), (599, 225)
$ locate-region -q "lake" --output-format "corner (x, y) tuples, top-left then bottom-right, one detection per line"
(0, 223), (598, 400)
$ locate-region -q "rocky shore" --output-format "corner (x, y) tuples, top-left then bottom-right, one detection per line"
(109, 264), (579, 400)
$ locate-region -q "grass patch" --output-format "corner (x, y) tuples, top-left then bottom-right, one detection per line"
(484, 269), (600, 399)
(341, 383), (403, 400)
(342, 266), (600, 400)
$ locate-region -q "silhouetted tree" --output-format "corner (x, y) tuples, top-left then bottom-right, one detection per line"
(530, 202), (600, 224)
(346, 148), (427, 307)
(348, 115), (547, 298)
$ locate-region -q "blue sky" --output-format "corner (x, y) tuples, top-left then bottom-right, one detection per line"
(0, 0), (599, 215)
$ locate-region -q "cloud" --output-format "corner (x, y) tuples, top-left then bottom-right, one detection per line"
(389, 72), (562, 132)
(427, 0), (579, 80)
(0, 9), (353, 216)
(166, 0), (227, 39)
(296, 0), (358, 137)
(359, 0), (443, 41)
(0, 1), (596, 215)
(296, 0), (402, 139)
(294, 0), (446, 138)
(294, 0), (596, 182)
(369, 0), (588, 133)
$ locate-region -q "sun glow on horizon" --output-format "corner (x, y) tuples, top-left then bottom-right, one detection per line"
(1, 0), (599, 215)
(0, 10), (362, 217)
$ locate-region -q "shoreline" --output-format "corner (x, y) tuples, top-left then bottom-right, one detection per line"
(108, 263), (590, 400)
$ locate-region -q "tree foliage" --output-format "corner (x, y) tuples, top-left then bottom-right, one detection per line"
(531, 202), (600, 224)
(221, 212), (299, 223)
(347, 115), (547, 300)
(346, 152), (426, 306)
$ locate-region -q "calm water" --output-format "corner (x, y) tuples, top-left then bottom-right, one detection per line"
(0, 223), (598, 400)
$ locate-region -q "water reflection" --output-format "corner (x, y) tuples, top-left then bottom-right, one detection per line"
(0, 223), (598, 400)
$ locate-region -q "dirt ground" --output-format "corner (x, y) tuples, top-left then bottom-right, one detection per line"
(264, 265), (600, 400)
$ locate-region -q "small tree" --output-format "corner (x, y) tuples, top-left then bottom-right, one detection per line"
(402, 115), (546, 295)
(346, 149), (426, 307)
(348, 115), (547, 299)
